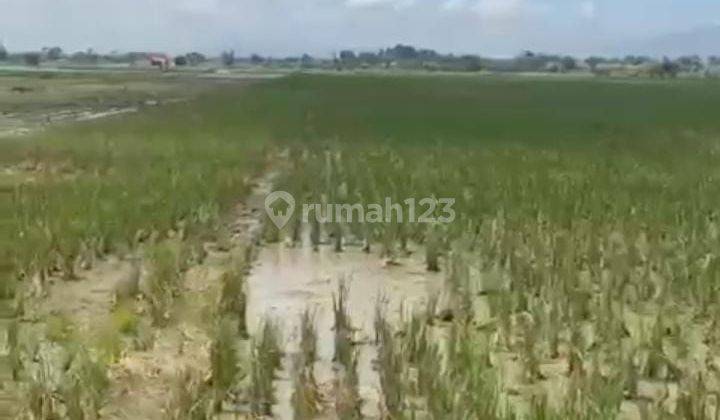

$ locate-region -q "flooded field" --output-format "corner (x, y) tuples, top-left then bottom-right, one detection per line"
(247, 243), (443, 419)
(3, 72), (720, 419)
(0, 72), (226, 138)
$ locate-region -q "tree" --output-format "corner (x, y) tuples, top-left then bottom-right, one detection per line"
(339, 50), (356, 61)
(660, 57), (680, 78)
(300, 54), (314, 68)
(663, 58), (679, 77)
(174, 55), (188, 66)
(70, 49), (98, 64)
(45, 46), (63, 60)
(514, 52), (556, 72)
(622, 55), (652, 66)
(0, 43), (7, 61)
(250, 54), (264, 65)
(460, 55), (483, 72)
(24, 52), (41, 66)
(186, 52), (206, 66)
(385, 44), (418, 60)
(417, 49), (439, 60)
(560, 56), (577, 72)
(677, 55), (703, 73)
(221, 49), (235, 67)
(585, 56), (605, 72)
(357, 51), (379, 65)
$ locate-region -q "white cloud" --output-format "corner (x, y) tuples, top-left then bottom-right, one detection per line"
(442, 0), (550, 21)
(346, 0), (415, 10)
(175, 0), (220, 15)
(580, 0), (597, 19)
(442, 0), (471, 11)
(473, 0), (526, 19)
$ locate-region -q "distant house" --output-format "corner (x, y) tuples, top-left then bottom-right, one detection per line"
(147, 54), (174, 71)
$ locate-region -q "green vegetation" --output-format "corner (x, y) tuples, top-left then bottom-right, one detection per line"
(0, 75), (265, 418)
(6, 72), (720, 418)
(0, 80), (266, 296)
(250, 321), (282, 416)
(22, 344), (109, 419)
(165, 367), (212, 420)
(292, 310), (321, 418)
(217, 262), (248, 337)
(210, 316), (242, 411)
(246, 74), (720, 418)
(240, 74), (720, 149)
(332, 281), (362, 418)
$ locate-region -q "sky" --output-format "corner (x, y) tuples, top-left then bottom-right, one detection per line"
(0, 0), (719, 57)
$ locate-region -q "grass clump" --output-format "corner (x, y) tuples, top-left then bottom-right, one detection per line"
(60, 348), (110, 420)
(332, 281), (361, 419)
(210, 316), (242, 412)
(111, 301), (140, 335)
(145, 242), (183, 327)
(292, 310), (322, 418)
(375, 308), (405, 418)
(217, 267), (248, 337)
(250, 320), (282, 417)
(23, 344), (109, 420)
(165, 367), (213, 420)
(45, 313), (76, 343)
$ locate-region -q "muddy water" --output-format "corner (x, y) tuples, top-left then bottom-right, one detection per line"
(246, 243), (443, 419)
(0, 106), (136, 138)
(0, 98), (188, 139)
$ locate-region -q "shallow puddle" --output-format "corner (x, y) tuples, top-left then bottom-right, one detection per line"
(246, 243), (443, 419)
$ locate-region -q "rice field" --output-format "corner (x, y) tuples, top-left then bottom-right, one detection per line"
(246, 74), (720, 419)
(3, 72), (720, 418)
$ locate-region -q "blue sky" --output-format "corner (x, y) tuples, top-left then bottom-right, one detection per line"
(0, 0), (718, 57)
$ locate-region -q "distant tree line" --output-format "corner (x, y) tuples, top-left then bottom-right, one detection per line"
(0, 45), (213, 68)
(174, 52), (207, 66)
(332, 44), (485, 72)
(3, 42), (720, 78)
(328, 45), (720, 77)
